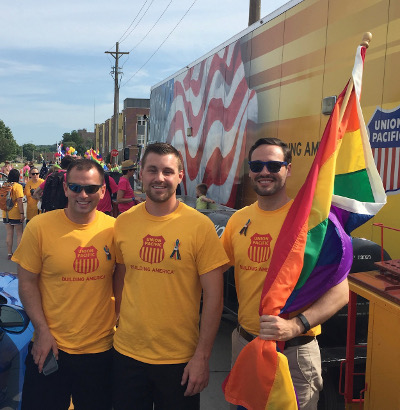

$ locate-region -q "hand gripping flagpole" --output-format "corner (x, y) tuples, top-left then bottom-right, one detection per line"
(339, 32), (372, 125)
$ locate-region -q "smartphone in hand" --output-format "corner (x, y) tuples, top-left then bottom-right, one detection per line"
(42, 350), (58, 376)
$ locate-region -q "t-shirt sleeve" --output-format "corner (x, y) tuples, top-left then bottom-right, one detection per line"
(195, 219), (229, 276)
(12, 220), (42, 274)
(117, 178), (127, 191)
(114, 218), (125, 264)
(220, 218), (235, 266)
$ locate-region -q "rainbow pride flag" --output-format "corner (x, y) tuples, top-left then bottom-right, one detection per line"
(222, 45), (386, 409)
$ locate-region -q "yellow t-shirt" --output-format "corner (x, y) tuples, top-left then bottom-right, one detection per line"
(12, 210), (116, 354)
(2, 182), (24, 220)
(24, 178), (44, 220)
(114, 201), (229, 364)
(221, 200), (321, 337)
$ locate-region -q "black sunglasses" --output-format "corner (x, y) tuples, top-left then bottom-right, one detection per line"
(248, 160), (288, 173)
(67, 183), (103, 194)
(30, 173), (39, 175)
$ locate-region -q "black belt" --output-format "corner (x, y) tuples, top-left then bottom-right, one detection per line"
(237, 324), (315, 348)
(237, 324), (256, 342)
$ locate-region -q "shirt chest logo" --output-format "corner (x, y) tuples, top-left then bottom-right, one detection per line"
(73, 246), (99, 274)
(248, 233), (272, 263)
(140, 235), (165, 264)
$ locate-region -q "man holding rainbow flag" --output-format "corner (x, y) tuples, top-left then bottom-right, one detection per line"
(221, 34), (386, 410)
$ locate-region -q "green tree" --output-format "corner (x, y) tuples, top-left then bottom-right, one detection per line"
(61, 130), (85, 155)
(22, 143), (37, 161)
(36, 144), (56, 153)
(0, 120), (19, 163)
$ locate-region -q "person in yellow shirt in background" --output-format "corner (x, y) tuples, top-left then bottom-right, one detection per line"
(13, 158), (116, 410)
(112, 143), (229, 410)
(24, 167), (44, 223)
(2, 168), (24, 259)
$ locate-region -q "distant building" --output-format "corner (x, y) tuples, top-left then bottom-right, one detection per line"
(41, 152), (56, 163)
(123, 98), (150, 162)
(95, 98), (149, 163)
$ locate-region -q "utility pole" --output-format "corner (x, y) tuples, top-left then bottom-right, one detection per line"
(249, 0), (261, 26)
(105, 42), (129, 164)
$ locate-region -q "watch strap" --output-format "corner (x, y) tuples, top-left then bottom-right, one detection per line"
(296, 313), (311, 334)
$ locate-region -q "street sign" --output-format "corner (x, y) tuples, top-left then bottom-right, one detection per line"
(111, 149), (119, 157)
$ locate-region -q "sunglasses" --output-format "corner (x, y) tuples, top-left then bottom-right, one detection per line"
(248, 160), (288, 173)
(30, 173), (39, 175)
(67, 183), (103, 194)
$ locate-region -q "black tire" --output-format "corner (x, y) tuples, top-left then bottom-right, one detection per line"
(317, 368), (345, 410)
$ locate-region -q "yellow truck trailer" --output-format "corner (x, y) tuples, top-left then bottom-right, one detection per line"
(150, 0), (400, 259)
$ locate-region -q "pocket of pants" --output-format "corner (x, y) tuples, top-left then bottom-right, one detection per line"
(295, 342), (322, 390)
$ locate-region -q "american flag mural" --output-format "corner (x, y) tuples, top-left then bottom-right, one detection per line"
(150, 39), (257, 207)
(372, 147), (400, 194)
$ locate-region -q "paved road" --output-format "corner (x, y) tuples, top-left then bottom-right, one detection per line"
(0, 219), (236, 409)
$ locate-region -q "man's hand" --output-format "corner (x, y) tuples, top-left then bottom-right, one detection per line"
(31, 328), (59, 373)
(181, 354), (209, 396)
(259, 315), (303, 341)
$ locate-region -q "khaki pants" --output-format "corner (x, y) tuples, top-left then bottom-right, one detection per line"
(230, 328), (323, 410)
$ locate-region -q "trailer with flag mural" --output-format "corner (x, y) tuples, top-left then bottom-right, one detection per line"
(149, 0), (399, 261)
(149, 0), (398, 408)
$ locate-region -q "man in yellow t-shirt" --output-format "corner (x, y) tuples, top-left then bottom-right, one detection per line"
(113, 143), (229, 410)
(221, 138), (349, 410)
(24, 167), (44, 223)
(12, 159), (116, 410)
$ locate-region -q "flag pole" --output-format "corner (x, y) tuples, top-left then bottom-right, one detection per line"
(338, 32), (372, 124)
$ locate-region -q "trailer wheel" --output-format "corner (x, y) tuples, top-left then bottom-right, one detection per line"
(317, 368), (344, 410)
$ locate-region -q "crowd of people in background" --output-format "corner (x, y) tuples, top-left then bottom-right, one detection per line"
(1, 155), (221, 262)
(1, 156), (139, 261)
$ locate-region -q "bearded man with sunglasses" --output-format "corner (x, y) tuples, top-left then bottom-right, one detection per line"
(12, 159), (116, 410)
(221, 138), (349, 410)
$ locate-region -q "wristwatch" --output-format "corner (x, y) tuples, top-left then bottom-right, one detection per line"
(296, 313), (311, 334)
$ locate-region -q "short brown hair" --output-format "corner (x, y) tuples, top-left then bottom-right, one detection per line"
(66, 158), (104, 184)
(248, 138), (292, 164)
(141, 143), (183, 172)
(196, 183), (208, 196)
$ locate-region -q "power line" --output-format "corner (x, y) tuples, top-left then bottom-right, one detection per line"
(119, 0), (155, 45)
(129, 0), (173, 54)
(121, 0), (198, 88)
(118, 0), (148, 44)
(121, 0), (173, 69)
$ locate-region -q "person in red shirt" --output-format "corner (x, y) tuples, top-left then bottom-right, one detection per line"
(116, 160), (136, 214)
(97, 173), (118, 216)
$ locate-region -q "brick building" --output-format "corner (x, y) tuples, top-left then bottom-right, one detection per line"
(95, 98), (149, 163)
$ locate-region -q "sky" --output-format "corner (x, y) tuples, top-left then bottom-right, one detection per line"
(1, 0), (290, 147)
